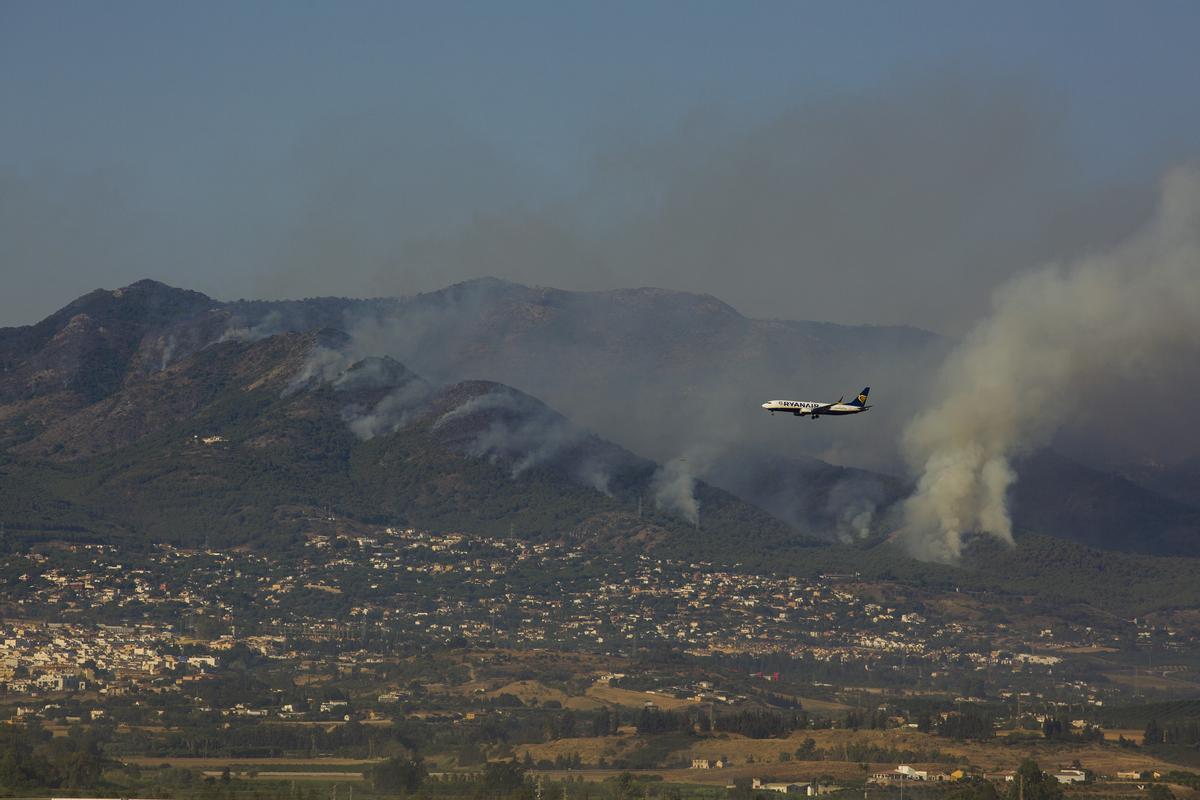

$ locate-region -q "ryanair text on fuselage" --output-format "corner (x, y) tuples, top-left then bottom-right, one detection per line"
(761, 387), (871, 419)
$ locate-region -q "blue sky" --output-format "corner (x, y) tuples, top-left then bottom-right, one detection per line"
(3, 1), (1200, 328)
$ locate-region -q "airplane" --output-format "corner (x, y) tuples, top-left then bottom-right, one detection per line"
(761, 387), (871, 419)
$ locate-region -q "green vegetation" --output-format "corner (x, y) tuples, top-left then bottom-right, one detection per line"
(370, 756), (427, 794)
(0, 722), (107, 791)
(1006, 760), (1063, 800)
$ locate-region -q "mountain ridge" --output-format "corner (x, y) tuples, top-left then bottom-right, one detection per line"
(0, 326), (816, 555)
(1, 278), (1197, 560)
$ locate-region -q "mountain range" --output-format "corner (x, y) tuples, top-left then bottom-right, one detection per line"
(1, 278), (1197, 564)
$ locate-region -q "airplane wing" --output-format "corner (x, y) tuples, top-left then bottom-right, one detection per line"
(811, 396), (843, 414)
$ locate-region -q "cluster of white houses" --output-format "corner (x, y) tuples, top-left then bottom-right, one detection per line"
(749, 778), (839, 795)
(868, 765), (1160, 787)
(869, 766), (968, 784)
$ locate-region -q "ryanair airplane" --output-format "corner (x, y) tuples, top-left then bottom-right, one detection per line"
(761, 387), (871, 419)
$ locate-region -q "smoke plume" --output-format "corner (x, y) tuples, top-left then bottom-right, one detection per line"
(158, 334), (176, 371)
(651, 457), (700, 526)
(650, 447), (723, 526)
(432, 387), (623, 491)
(335, 357), (433, 440)
(284, 345), (350, 396)
(901, 167), (1200, 562)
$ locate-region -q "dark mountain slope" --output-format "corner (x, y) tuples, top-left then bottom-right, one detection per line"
(10, 329), (347, 460)
(0, 279), (217, 403)
(0, 330), (814, 553)
(1115, 455), (1200, 511)
(4, 279), (1198, 559)
(0, 278), (941, 546)
(702, 448), (906, 543)
(1010, 450), (1200, 556)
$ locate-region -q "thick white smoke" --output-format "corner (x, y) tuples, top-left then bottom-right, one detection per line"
(901, 167), (1200, 562)
(651, 446), (725, 526)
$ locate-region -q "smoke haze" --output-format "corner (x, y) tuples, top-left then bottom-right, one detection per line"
(901, 167), (1200, 561)
(0, 73), (1162, 338)
(6, 4), (1200, 550)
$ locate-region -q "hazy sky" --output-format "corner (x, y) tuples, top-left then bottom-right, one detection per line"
(4, 1), (1200, 331)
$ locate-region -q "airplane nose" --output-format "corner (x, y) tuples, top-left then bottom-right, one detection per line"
(761, 403), (770, 409)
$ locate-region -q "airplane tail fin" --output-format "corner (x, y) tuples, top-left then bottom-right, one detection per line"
(848, 387), (870, 407)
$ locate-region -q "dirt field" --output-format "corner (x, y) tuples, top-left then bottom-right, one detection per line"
(586, 685), (701, 711)
(787, 696), (854, 715)
(1102, 671), (1200, 691)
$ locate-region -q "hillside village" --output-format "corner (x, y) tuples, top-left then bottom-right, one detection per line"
(3, 527), (1196, 708)
(1, 525), (1198, 800)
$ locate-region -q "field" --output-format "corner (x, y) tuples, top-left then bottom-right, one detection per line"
(1103, 671), (1200, 692)
(123, 758), (375, 783)
(1101, 729), (1146, 744)
(517, 726), (1199, 780)
(124, 757), (375, 769)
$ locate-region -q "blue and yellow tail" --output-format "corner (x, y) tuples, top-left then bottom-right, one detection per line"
(848, 387), (870, 407)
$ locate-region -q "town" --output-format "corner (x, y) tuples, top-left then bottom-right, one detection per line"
(2, 526), (1200, 800)
(4, 527), (1196, 705)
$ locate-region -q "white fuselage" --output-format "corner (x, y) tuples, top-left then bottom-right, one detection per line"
(761, 399), (866, 416)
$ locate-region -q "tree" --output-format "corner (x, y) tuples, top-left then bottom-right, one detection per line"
(948, 779), (999, 800)
(615, 772), (643, 800)
(1007, 760), (1063, 800)
(794, 738), (817, 760)
(728, 778), (754, 800)
(370, 755), (427, 795)
(482, 760), (528, 793)
(1148, 785), (1175, 800)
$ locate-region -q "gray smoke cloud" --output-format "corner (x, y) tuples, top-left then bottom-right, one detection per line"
(365, 75), (1154, 337)
(3, 73), (1156, 341)
(651, 457), (700, 526)
(826, 475), (890, 544)
(284, 345), (350, 396)
(158, 334), (176, 371)
(257, 274), (938, 535)
(335, 358), (433, 440)
(432, 388), (620, 491)
(11, 68), (1173, 543)
(901, 166), (1200, 562)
